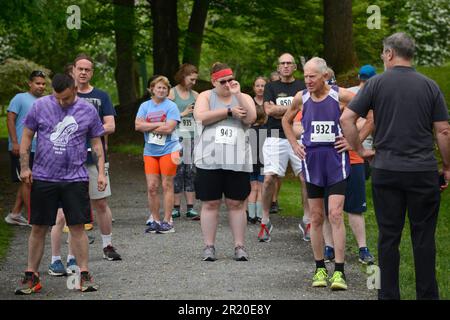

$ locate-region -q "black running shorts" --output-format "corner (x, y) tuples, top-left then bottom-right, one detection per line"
(9, 152), (34, 183)
(30, 180), (92, 226)
(195, 167), (251, 201)
(306, 179), (347, 199)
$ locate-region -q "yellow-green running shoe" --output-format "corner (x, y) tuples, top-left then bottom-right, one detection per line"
(312, 267), (328, 287)
(330, 271), (348, 290)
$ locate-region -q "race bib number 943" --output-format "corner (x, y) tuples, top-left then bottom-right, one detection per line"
(148, 132), (167, 145)
(310, 121), (335, 142)
(215, 126), (237, 145)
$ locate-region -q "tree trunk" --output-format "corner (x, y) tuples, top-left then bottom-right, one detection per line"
(323, 0), (357, 74)
(150, 0), (179, 84)
(183, 0), (210, 67)
(113, 0), (137, 106)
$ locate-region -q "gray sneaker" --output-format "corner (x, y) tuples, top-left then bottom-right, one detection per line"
(202, 245), (217, 261)
(234, 245), (249, 261)
(298, 220), (311, 242)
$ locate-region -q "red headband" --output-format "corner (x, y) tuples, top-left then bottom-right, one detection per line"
(211, 68), (233, 81)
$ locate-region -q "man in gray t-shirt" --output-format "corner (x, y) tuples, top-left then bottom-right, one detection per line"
(341, 32), (449, 300)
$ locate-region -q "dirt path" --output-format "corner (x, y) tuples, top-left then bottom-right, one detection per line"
(0, 149), (377, 300)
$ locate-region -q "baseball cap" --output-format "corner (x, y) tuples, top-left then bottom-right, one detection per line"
(358, 65), (376, 80)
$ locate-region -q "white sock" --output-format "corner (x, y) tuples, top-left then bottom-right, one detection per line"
(51, 256), (62, 264)
(10, 212), (21, 217)
(303, 216), (311, 224)
(247, 202), (256, 218)
(262, 217), (270, 225)
(256, 202), (263, 219)
(101, 234), (112, 249)
(67, 255), (75, 263)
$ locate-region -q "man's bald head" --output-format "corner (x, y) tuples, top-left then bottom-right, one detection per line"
(304, 57), (328, 75)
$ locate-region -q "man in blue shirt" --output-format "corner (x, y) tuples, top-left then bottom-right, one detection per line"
(5, 70), (46, 226)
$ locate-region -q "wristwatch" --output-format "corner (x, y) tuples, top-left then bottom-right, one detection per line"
(227, 107), (232, 117)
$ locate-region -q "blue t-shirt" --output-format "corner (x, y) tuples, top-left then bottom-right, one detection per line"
(136, 98), (181, 156)
(78, 87), (116, 164)
(7, 92), (37, 152)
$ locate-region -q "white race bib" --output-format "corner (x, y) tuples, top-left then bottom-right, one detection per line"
(180, 117), (194, 132)
(276, 96), (294, 106)
(310, 121), (335, 142)
(148, 132), (167, 146)
(215, 126), (237, 145)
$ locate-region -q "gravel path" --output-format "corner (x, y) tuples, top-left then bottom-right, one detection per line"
(0, 151), (377, 300)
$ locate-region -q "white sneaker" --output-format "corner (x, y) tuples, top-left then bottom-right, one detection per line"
(4, 213), (30, 226)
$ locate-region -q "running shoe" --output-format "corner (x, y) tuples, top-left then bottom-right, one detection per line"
(202, 245), (217, 261)
(103, 245), (122, 261)
(358, 247), (375, 264)
(48, 259), (67, 276)
(145, 221), (160, 233)
(234, 245), (249, 261)
(4, 212), (29, 226)
(158, 221), (175, 234)
(324, 245), (335, 263)
(312, 267), (328, 287)
(257, 222), (273, 242)
(298, 220), (311, 242)
(88, 234), (95, 244)
(79, 271), (98, 292)
(15, 272), (42, 295)
(84, 223), (94, 231)
(171, 208), (181, 219)
(66, 258), (78, 274)
(330, 271), (348, 290)
(186, 208), (200, 220)
(269, 202), (279, 214)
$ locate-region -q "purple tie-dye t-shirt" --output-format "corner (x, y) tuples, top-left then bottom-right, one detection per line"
(24, 95), (105, 182)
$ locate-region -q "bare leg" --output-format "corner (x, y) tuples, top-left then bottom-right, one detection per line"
(200, 200), (221, 246)
(50, 209), (66, 257)
(322, 215), (334, 247)
(348, 213), (367, 248)
(68, 224), (89, 272)
(309, 198), (325, 260)
(27, 225), (49, 272)
(145, 174), (161, 222)
(261, 174), (277, 222)
(328, 195), (346, 263)
(225, 198), (247, 247)
(91, 198), (112, 236)
(11, 186), (24, 214)
(161, 175), (175, 222)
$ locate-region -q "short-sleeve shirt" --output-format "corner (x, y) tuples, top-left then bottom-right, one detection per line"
(263, 79), (305, 139)
(136, 98), (181, 157)
(348, 66), (449, 172)
(24, 95), (105, 182)
(78, 87), (116, 164)
(7, 92), (37, 152)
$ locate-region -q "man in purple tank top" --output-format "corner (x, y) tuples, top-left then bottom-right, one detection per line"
(282, 57), (356, 291)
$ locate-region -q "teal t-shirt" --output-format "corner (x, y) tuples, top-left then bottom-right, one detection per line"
(7, 92), (37, 152)
(136, 98), (181, 156)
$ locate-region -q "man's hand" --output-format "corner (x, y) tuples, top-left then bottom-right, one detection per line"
(11, 142), (20, 156)
(97, 174), (107, 192)
(20, 168), (33, 184)
(292, 142), (306, 160)
(359, 148), (375, 162)
(334, 136), (351, 153)
(231, 106), (247, 119)
(440, 169), (450, 192)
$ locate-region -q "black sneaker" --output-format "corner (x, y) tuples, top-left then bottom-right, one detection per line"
(269, 202), (279, 214)
(15, 272), (42, 295)
(103, 245), (122, 261)
(80, 271), (98, 292)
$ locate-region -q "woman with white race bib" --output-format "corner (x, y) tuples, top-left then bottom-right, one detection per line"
(193, 62), (256, 262)
(168, 63), (200, 220)
(135, 76), (181, 234)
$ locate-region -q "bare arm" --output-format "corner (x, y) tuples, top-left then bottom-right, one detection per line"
(338, 87), (356, 112)
(233, 92), (256, 125)
(282, 92), (305, 159)
(340, 108), (374, 160)
(7, 112), (19, 156)
(90, 136), (107, 191)
(193, 91), (228, 126)
(135, 118), (165, 133)
(153, 119), (178, 135)
(102, 115), (115, 135)
(19, 127), (34, 184)
(435, 120), (450, 186)
(264, 101), (288, 119)
(357, 110), (374, 142)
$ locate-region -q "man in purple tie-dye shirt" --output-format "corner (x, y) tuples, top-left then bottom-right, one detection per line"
(14, 74), (105, 295)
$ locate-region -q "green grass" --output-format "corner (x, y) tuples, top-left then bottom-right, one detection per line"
(109, 143), (143, 156)
(278, 177), (450, 299)
(0, 115), (7, 139)
(0, 216), (13, 262)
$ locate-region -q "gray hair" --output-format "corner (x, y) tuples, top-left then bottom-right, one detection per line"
(305, 57), (328, 74)
(383, 32), (415, 60)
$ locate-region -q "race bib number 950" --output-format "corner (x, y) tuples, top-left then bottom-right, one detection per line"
(276, 96), (294, 106)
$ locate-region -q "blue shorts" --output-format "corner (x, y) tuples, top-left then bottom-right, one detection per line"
(250, 172), (264, 182)
(343, 163), (367, 214)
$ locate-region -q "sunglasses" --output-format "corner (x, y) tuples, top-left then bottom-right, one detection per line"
(219, 78), (234, 85)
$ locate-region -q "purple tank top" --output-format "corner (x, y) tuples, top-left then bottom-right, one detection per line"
(301, 85), (342, 148)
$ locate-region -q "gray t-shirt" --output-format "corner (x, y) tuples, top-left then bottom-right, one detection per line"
(348, 66), (448, 172)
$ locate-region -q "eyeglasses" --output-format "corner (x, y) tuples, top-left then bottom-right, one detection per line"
(30, 70), (46, 78)
(278, 61), (294, 66)
(219, 78), (234, 85)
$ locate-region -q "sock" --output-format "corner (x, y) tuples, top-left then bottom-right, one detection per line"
(247, 202), (256, 218)
(101, 233), (112, 249)
(11, 212), (21, 217)
(334, 262), (345, 273)
(187, 204), (194, 211)
(271, 202), (276, 207)
(315, 259), (326, 269)
(302, 215), (310, 224)
(256, 202), (263, 219)
(67, 255), (75, 263)
(261, 217), (270, 225)
(51, 256), (61, 264)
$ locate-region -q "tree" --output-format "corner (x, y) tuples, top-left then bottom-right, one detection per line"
(323, 0), (357, 73)
(113, 0), (137, 106)
(150, 0), (179, 83)
(183, 0), (210, 67)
